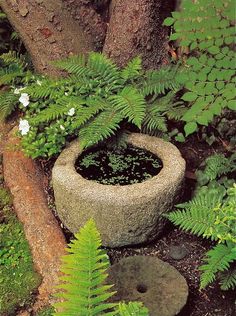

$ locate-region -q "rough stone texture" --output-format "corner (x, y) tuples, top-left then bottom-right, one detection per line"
(52, 133), (186, 247)
(107, 256), (188, 316)
(2, 128), (66, 309)
(169, 245), (189, 260)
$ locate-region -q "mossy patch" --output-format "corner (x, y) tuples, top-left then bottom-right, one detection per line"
(36, 306), (54, 316)
(0, 189), (41, 315)
(0, 187), (12, 208)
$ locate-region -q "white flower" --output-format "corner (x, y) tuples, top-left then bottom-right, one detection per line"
(14, 87), (25, 95)
(19, 119), (30, 136)
(19, 93), (30, 107)
(36, 80), (42, 86)
(60, 125), (65, 130)
(65, 92), (68, 96)
(67, 107), (75, 116)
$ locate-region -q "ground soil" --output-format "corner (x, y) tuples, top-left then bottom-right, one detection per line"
(41, 134), (236, 316)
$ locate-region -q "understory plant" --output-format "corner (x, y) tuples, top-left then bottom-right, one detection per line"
(164, 0), (236, 137)
(53, 219), (148, 315)
(0, 187), (41, 315)
(166, 153), (236, 290)
(10, 51), (187, 158)
(0, 51), (33, 120)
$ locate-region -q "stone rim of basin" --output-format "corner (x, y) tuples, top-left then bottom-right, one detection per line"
(52, 133), (186, 247)
(107, 255), (189, 316)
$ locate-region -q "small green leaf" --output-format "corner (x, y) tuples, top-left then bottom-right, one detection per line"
(208, 46), (220, 55)
(182, 92), (198, 102)
(184, 122), (198, 136)
(163, 17), (175, 26)
(169, 33), (180, 41)
(228, 100), (236, 110)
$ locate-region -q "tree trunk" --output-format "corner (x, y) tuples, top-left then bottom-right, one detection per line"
(103, 0), (175, 69)
(0, 0), (106, 75)
(0, 0), (175, 75)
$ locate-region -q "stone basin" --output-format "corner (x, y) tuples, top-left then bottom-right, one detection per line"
(52, 133), (185, 247)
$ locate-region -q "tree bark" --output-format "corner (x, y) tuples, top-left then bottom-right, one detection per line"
(0, 0), (175, 74)
(0, 0), (106, 75)
(103, 0), (175, 69)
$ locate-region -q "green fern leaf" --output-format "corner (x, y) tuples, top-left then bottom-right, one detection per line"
(110, 86), (146, 128)
(53, 55), (87, 77)
(118, 302), (149, 316)
(167, 188), (225, 239)
(219, 264), (236, 290)
(141, 66), (180, 97)
(0, 91), (18, 121)
(199, 243), (236, 289)
(53, 219), (117, 315)
(121, 56), (142, 81)
(87, 52), (121, 84)
(79, 110), (123, 149)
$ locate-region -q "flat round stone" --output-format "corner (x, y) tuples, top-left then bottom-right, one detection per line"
(107, 256), (188, 316)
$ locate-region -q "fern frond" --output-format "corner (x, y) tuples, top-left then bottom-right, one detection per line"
(53, 54), (87, 77)
(199, 243), (236, 289)
(0, 91), (18, 121)
(79, 110), (123, 149)
(71, 96), (109, 130)
(118, 302), (149, 315)
(0, 51), (27, 70)
(110, 86), (146, 128)
(121, 56), (142, 81)
(142, 113), (167, 134)
(167, 188), (225, 239)
(219, 264), (236, 290)
(53, 219), (117, 315)
(0, 70), (23, 85)
(141, 65), (180, 97)
(203, 154), (233, 181)
(87, 52), (121, 84)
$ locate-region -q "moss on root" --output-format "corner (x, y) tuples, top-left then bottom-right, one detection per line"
(0, 187), (41, 316)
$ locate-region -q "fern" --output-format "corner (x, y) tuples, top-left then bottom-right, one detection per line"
(166, 187), (222, 240)
(164, 0), (236, 136)
(141, 65), (181, 97)
(0, 91), (18, 121)
(196, 153), (236, 186)
(20, 52), (186, 157)
(199, 243), (236, 289)
(53, 219), (149, 315)
(53, 219), (117, 315)
(166, 152), (236, 290)
(219, 264), (236, 290)
(109, 87), (146, 128)
(79, 110), (122, 149)
(121, 57), (142, 81)
(118, 302), (149, 316)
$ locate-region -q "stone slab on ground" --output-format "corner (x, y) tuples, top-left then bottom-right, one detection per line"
(107, 255), (188, 316)
(2, 128), (66, 310)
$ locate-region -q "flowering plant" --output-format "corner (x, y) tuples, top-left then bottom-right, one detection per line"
(18, 52), (185, 158)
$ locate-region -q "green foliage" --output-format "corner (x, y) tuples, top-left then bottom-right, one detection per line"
(36, 306), (55, 316)
(0, 194), (41, 315)
(118, 302), (149, 316)
(0, 9), (22, 54)
(196, 153), (236, 186)
(19, 52), (184, 158)
(0, 51), (33, 121)
(53, 219), (149, 315)
(166, 153), (236, 290)
(199, 242), (236, 289)
(0, 187), (12, 208)
(164, 0), (236, 136)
